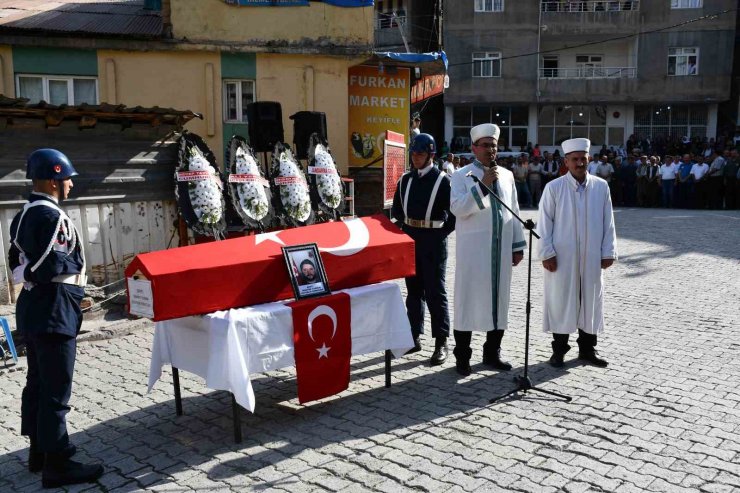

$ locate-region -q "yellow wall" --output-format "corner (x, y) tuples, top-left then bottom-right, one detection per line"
(171, 0), (373, 47)
(97, 50), (222, 154)
(0, 45), (15, 97)
(257, 54), (365, 174)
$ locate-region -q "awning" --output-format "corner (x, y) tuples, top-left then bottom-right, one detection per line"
(364, 51), (448, 104)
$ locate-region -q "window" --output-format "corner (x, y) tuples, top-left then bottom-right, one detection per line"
(472, 52), (501, 78)
(668, 47), (698, 76)
(223, 80), (255, 123)
(671, 0), (702, 8)
(542, 55), (559, 78)
(576, 55), (604, 78)
(538, 105), (609, 147)
(16, 75), (97, 105)
(475, 0), (504, 12)
(633, 104), (707, 140)
(451, 105), (528, 151)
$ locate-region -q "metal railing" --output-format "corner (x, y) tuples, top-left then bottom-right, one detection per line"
(375, 12), (406, 29)
(539, 67), (636, 78)
(541, 1), (639, 12)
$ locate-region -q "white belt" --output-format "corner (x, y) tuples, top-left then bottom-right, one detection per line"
(404, 218), (445, 229)
(51, 274), (87, 286)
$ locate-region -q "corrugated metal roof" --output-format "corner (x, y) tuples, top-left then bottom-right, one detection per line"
(0, 0), (162, 37)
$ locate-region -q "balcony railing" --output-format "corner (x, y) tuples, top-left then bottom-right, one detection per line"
(541, 1), (639, 12)
(375, 12), (406, 29)
(539, 67), (636, 79)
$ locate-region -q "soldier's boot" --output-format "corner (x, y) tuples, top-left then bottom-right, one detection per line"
(549, 334), (571, 368)
(430, 337), (448, 366)
(577, 330), (608, 368)
(29, 438), (76, 473)
(482, 330), (512, 371)
(42, 454), (103, 489)
(453, 345), (472, 377)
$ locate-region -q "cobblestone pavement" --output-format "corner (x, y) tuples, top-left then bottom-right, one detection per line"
(1, 208), (739, 492)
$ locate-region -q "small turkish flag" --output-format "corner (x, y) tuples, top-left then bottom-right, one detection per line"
(289, 292), (351, 404)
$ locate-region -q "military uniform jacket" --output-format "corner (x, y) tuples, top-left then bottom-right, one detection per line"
(391, 166), (455, 243)
(9, 193), (86, 337)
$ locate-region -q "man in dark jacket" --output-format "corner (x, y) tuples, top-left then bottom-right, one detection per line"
(10, 149), (104, 488)
(392, 134), (455, 365)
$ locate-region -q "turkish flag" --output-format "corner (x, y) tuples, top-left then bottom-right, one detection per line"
(126, 215), (415, 321)
(289, 292), (351, 404)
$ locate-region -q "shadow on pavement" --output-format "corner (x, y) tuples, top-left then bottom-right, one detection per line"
(0, 352), (578, 491)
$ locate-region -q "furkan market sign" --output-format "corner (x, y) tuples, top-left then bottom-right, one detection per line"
(348, 65), (410, 168)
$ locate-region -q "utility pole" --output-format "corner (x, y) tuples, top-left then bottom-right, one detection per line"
(393, 11), (411, 53)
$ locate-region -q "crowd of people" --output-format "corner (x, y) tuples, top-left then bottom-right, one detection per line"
(438, 136), (740, 210)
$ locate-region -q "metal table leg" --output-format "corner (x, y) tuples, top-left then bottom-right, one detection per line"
(385, 350), (392, 388)
(232, 394), (243, 443)
(172, 367), (183, 416)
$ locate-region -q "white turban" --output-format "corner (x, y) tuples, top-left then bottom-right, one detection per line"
(470, 123), (500, 144)
(561, 138), (591, 155)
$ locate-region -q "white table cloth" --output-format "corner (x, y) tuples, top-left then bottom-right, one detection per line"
(148, 282), (413, 412)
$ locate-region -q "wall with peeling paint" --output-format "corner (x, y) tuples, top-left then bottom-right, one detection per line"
(170, 1), (373, 49)
(256, 53), (364, 174)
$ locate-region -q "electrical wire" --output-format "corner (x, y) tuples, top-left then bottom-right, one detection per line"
(446, 6), (738, 68)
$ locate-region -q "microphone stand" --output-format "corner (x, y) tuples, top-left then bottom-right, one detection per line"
(466, 172), (571, 404)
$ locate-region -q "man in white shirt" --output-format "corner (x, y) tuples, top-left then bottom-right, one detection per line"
(538, 138), (617, 368)
(442, 153), (456, 175)
(596, 157), (614, 183)
(659, 156), (679, 207)
(690, 157), (710, 209)
(707, 150), (727, 209)
(587, 157), (600, 175)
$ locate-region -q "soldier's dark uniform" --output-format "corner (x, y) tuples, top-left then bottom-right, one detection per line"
(10, 149), (103, 488)
(391, 134), (455, 365)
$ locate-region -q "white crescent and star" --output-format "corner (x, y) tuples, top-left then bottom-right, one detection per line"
(253, 218), (370, 256)
(307, 305), (338, 359)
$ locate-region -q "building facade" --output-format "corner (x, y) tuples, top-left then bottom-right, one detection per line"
(0, 0), (374, 171)
(443, 0), (737, 153)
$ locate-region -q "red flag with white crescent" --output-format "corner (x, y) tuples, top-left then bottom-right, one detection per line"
(289, 292), (351, 404)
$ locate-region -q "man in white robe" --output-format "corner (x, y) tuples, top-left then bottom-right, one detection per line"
(450, 123), (526, 376)
(537, 138), (617, 368)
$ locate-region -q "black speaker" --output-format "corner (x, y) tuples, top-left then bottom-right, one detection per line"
(290, 111), (328, 160)
(247, 102), (284, 152)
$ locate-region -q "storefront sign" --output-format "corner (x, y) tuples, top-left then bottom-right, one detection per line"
(348, 65), (410, 168)
(411, 74), (447, 104)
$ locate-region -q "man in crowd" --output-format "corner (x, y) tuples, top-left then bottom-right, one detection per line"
(542, 152), (559, 188)
(450, 123), (526, 376)
(537, 138), (617, 368)
(707, 150), (727, 209)
(646, 157), (661, 207)
(512, 154), (532, 208)
(528, 156), (544, 208)
(659, 155), (678, 207)
(723, 149), (738, 209)
(620, 155), (637, 207)
(690, 156), (710, 209)
(442, 153), (456, 175)
(596, 155), (614, 185)
(10, 149), (104, 488)
(677, 154), (695, 208)
(392, 134), (456, 365)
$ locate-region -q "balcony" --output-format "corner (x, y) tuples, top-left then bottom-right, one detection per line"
(540, 1), (639, 12)
(374, 12), (406, 49)
(539, 67), (636, 79)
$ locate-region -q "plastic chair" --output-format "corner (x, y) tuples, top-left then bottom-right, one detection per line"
(0, 316), (18, 365)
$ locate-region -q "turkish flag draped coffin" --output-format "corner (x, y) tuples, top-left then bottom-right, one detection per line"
(125, 215), (415, 321)
(289, 293), (351, 404)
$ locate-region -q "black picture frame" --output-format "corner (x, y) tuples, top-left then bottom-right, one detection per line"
(282, 243), (331, 300)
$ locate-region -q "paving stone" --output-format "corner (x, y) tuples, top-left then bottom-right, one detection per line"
(0, 209), (738, 492)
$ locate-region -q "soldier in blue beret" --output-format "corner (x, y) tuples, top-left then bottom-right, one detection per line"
(9, 149), (104, 488)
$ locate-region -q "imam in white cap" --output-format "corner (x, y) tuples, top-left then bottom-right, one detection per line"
(561, 137), (591, 155)
(470, 123), (501, 144)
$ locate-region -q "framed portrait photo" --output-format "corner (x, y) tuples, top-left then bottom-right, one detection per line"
(282, 243), (331, 300)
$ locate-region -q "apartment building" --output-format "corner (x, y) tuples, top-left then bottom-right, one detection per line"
(443, 0), (737, 152)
